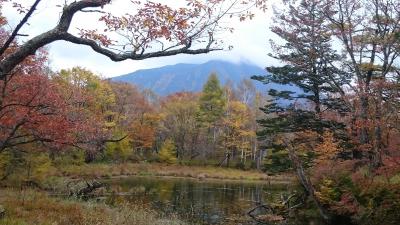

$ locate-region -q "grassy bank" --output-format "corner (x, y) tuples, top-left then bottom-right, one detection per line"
(0, 188), (185, 225)
(57, 162), (293, 183)
(0, 164), (294, 225)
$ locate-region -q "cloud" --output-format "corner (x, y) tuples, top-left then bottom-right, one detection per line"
(3, 0), (282, 77)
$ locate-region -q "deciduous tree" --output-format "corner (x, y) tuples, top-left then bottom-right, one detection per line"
(0, 0), (267, 81)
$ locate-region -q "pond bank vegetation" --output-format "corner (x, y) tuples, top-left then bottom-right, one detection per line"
(58, 163), (293, 184)
(0, 188), (185, 225)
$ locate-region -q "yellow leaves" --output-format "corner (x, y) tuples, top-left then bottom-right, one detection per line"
(221, 101), (254, 152)
(158, 139), (177, 164)
(143, 112), (164, 125)
(56, 67), (117, 129)
(315, 178), (340, 205)
(315, 131), (342, 163)
(105, 131), (132, 162)
(359, 62), (381, 73)
(26, 153), (53, 182)
(1, 150), (54, 184)
(0, 151), (11, 179)
(167, 14), (175, 23)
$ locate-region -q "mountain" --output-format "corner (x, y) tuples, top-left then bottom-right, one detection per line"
(112, 60), (285, 96)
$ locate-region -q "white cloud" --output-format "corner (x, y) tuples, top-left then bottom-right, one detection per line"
(3, 0), (283, 77)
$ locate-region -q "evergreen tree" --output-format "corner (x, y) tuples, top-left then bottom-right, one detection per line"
(197, 73), (227, 158)
(197, 73), (226, 125)
(254, 0), (348, 132)
(253, 0), (349, 172)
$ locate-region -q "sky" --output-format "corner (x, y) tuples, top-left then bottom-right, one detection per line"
(3, 0), (282, 78)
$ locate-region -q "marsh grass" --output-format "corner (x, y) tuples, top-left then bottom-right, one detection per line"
(0, 188), (186, 225)
(57, 162), (292, 183)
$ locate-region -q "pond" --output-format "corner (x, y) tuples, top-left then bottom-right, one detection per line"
(102, 176), (321, 225)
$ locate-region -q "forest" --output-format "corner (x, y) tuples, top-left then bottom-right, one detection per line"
(0, 0), (400, 225)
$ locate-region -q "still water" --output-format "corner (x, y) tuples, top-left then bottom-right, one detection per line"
(103, 176), (317, 225)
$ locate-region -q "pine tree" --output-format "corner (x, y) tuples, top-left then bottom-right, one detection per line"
(254, 0), (348, 132)
(197, 73), (227, 158)
(253, 0), (349, 172)
(197, 73), (226, 125)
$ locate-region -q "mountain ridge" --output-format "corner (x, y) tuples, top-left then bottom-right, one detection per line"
(112, 60), (281, 96)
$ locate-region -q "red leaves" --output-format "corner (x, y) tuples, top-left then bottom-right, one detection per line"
(0, 73), (74, 150)
(77, 0), (266, 53)
(78, 29), (113, 47)
(99, 1), (196, 46)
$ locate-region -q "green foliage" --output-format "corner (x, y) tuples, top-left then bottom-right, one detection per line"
(197, 73), (226, 125)
(263, 145), (292, 173)
(25, 153), (53, 182)
(0, 151), (12, 180)
(359, 184), (400, 225)
(315, 179), (341, 205)
(234, 161), (246, 170)
(253, 0), (348, 159)
(161, 92), (199, 160)
(105, 133), (132, 162)
(158, 139), (177, 164)
(53, 149), (86, 166)
(0, 150), (54, 186)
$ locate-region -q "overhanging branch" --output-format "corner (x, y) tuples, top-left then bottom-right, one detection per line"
(0, 0), (225, 80)
(0, 0), (42, 56)
(0, 0), (111, 80)
(62, 33), (221, 61)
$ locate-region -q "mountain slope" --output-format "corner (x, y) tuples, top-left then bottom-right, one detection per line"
(112, 60), (283, 96)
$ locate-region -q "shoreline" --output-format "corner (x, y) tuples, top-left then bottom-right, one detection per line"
(101, 173), (295, 185)
(57, 162), (295, 184)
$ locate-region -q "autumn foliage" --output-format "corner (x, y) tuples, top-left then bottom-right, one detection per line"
(253, 0), (400, 224)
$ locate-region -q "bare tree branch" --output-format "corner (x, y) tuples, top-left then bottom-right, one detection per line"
(0, 0), (42, 56)
(0, 0), (226, 80)
(0, 0), (111, 80)
(61, 33), (221, 62)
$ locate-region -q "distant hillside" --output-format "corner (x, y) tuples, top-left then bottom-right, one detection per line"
(112, 60), (285, 96)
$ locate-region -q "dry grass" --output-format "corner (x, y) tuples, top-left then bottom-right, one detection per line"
(57, 162), (293, 184)
(0, 188), (185, 225)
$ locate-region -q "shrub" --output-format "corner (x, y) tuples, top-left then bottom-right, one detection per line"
(53, 148), (86, 166)
(158, 139), (177, 164)
(0, 150), (54, 187)
(234, 161), (246, 170)
(104, 135), (132, 162)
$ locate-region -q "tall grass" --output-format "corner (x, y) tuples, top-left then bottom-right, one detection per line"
(0, 188), (186, 225)
(57, 162), (292, 183)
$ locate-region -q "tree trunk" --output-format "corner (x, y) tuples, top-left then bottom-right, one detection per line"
(360, 95), (369, 143)
(372, 85), (383, 168)
(284, 138), (331, 222)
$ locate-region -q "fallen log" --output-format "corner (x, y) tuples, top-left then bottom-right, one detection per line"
(67, 180), (106, 199)
(247, 192), (304, 224)
(0, 205), (5, 219)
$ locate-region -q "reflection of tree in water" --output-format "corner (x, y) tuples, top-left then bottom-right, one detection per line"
(107, 177), (289, 225)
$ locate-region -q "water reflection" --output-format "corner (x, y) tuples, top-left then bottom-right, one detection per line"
(104, 176), (298, 225)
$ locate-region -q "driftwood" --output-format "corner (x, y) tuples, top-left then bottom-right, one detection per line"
(247, 203), (275, 223)
(67, 180), (105, 199)
(0, 205), (5, 219)
(247, 192), (304, 224)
